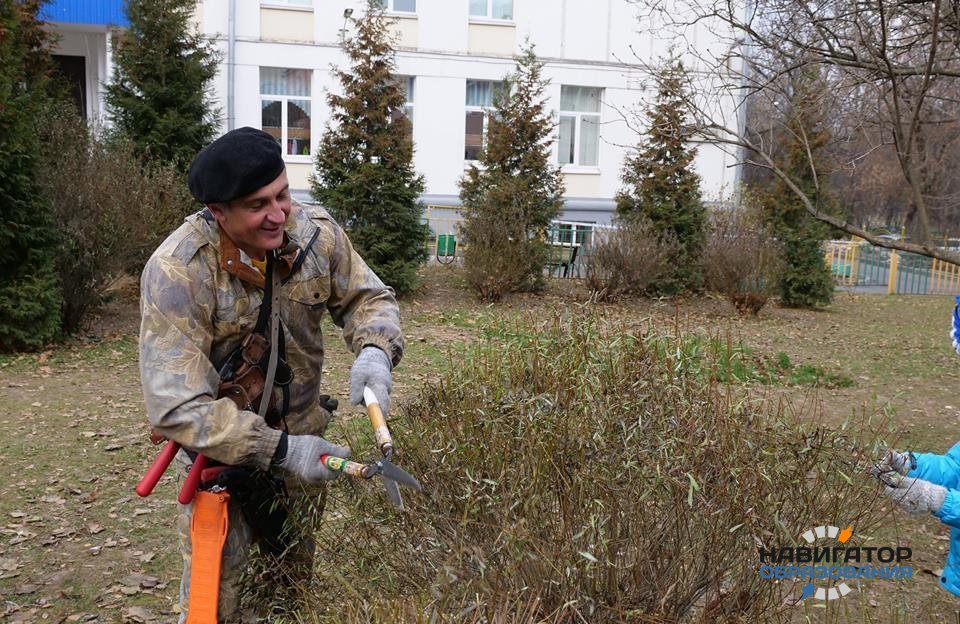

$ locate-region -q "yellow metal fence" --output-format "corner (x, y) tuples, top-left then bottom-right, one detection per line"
(823, 240), (960, 295)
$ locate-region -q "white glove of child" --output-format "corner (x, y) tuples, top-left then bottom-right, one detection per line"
(882, 475), (947, 515)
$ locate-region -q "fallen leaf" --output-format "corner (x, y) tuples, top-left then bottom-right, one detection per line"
(15, 583), (38, 594)
(119, 573), (158, 589)
(121, 606), (156, 623)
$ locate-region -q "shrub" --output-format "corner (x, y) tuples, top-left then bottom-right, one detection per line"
(311, 3), (428, 296)
(307, 313), (889, 622)
(584, 217), (677, 301)
(0, 0), (62, 351)
(616, 56), (706, 294)
(459, 44), (564, 302)
(37, 105), (194, 334)
(105, 0), (220, 169)
(703, 208), (782, 315)
(758, 69), (839, 309)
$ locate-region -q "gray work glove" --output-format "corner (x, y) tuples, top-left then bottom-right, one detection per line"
(882, 474), (947, 515)
(872, 449), (915, 478)
(277, 434), (350, 484)
(349, 346), (392, 415)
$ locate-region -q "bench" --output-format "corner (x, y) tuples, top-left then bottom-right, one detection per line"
(546, 242), (579, 278)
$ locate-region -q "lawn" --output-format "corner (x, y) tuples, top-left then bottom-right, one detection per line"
(1, 268), (958, 622)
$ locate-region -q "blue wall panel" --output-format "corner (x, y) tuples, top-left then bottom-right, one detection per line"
(41, 0), (129, 27)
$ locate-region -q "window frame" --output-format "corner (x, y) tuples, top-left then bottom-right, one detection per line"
(260, 0), (313, 10)
(464, 79), (504, 162)
(259, 67), (313, 162)
(558, 86), (602, 169)
(469, 0), (514, 21)
(379, 0), (417, 14)
(391, 75), (415, 128)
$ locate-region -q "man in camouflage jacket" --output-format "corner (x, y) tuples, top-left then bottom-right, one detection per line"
(139, 127), (403, 621)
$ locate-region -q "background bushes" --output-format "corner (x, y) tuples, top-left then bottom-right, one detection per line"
(703, 208), (783, 315)
(37, 105), (193, 334)
(584, 216), (677, 301)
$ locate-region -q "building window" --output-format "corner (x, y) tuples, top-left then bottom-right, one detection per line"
(392, 75), (415, 125)
(260, 67), (312, 158)
(262, 0), (312, 7)
(556, 222), (595, 245)
(559, 86), (601, 167)
(377, 0), (416, 12)
(470, 0), (513, 20)
(464, 79), (504, 160)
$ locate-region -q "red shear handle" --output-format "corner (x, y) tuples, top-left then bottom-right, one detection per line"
(178, 454), (209, 505)
(136, 440), (181, 498)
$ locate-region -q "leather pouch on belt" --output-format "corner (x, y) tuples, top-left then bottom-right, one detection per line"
(186, 490), (230, 624)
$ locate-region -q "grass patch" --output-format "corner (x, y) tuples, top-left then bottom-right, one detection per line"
(0, 335), (136, 373)
(645, 334), (854, 388)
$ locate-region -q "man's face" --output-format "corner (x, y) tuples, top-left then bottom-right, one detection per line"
(208, 171), (291, 260)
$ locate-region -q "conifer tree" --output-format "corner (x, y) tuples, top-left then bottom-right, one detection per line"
(761, 70), (836, 308)
(105, 0), (220, 169)
(311, 2), (428, 295)
(616, 57), (706, 293)
(0, 0), (62, 350)
(458, 43), (564, 302)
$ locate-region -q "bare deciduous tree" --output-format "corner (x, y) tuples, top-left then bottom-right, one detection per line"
(630, 0), (960, 263)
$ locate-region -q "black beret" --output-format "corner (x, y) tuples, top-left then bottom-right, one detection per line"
(187, 127), (285, 204)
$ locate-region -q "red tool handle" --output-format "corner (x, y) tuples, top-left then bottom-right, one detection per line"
(135, 440), (180, 498)
(178, 454), (209, 505)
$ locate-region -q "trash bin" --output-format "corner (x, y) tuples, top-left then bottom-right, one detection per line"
(437, 234), (456, 257)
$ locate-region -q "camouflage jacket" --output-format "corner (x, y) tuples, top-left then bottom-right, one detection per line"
(139, 201), (403, 469)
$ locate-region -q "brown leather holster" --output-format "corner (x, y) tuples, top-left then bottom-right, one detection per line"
(216, 332), (280, 419)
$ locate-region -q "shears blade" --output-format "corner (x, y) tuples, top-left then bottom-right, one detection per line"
(377, 459), (422, 492)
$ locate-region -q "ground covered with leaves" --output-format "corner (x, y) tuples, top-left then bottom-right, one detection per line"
(0, 269), (958, 622)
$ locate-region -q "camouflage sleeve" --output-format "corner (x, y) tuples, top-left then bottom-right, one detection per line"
(138, 253), (282, 468)
(324, 222), (404, 368)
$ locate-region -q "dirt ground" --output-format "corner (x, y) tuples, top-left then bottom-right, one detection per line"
(1, 268), (959, 622)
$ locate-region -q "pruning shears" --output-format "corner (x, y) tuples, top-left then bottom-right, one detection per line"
(319, 386), (422, 509)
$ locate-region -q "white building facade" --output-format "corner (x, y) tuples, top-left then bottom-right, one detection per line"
(196, 0), (738, 225)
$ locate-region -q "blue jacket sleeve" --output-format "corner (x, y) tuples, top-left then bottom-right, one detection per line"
(935, 491), (960, 529)
(908, 441), (960, 490)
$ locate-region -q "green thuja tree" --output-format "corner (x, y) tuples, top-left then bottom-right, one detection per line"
(617, 56), (706, 293)
(761, 71), (836, 308)
(458, 43), (564, 302)
(311, 2), (428, 295)
(0, 0), (61, 350)
(105, 0), (220, 169)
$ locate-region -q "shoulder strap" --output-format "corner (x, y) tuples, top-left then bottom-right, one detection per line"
(258, 252), (282, 420)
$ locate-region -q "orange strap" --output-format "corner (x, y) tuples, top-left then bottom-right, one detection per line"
(186, 490), (230, 624)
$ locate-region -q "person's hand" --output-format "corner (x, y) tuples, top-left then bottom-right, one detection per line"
(882, 475), (947, 515)
(278, 435), (350, 484)
(349, 346), (392, 415)
(872, 449), (914, 478)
